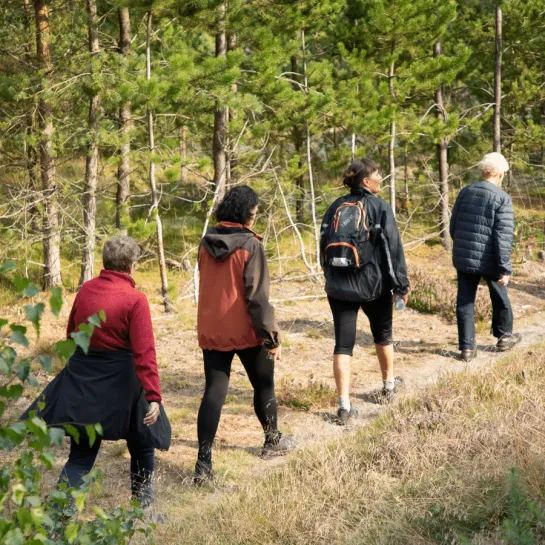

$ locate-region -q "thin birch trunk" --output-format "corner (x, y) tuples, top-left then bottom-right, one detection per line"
(493, 1), (502, 153)
(79, 0), (100, 286)
(147, 11), (173, 313)
(34, 0), (62, 288)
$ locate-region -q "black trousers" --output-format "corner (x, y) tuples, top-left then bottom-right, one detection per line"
(328, 290), (393, 356)
(456, 271), (513, 350)
(59, 436), (154, 500)
(197, 345), (278, 465)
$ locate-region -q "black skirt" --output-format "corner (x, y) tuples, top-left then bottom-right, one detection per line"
(21, 348), (170, 450)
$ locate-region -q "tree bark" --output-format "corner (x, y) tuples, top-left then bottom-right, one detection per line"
(180, 124), (188, 183)
(34, 0), (61, 288)
(23, 0), (39, 232)
(79, 0), (100, 286)
(212, 3), (227, 202)
(227, 32), (237, 184)
(388, 52), (396, 217)
(146, 11), (173, 313)
(434, 39), (451, 251)
(291, 55), (305, 224)
(116, 7), (131, 229)
(493, 0), (502, 153)
(301, 30), (320, 267)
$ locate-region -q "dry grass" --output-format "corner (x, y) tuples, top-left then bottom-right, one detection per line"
(276, 377), (337, 411)
(152, 343), (545, 545)
(408, 265), (492, 323)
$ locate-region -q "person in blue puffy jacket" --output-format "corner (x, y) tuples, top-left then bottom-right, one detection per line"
(450, 152), (521, 361)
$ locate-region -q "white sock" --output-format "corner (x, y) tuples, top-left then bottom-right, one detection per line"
(338, 396), (351, 411)
(383, 379), (395, 392)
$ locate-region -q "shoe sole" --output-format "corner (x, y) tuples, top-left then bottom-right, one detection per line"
(496, 336), (522, 352)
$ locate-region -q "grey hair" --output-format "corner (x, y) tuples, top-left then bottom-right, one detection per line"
(102, 236), (141, 273)
(479, 152), (509, 177)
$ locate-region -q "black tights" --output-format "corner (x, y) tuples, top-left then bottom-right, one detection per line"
(197, 345), (278, 465)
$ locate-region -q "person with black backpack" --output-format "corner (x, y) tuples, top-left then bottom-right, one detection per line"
(320, 158), (409, 424)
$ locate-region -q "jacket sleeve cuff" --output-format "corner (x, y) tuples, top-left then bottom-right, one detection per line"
(145, 393), (162, 403)
(393, 287), (409, 296)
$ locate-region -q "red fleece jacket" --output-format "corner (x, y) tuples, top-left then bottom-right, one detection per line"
(67, 269), (162, 402)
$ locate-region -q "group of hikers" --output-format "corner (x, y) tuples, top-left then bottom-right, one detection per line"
(23, 151), (521, 509)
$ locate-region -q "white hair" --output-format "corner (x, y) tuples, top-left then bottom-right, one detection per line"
(478, 152), (509, 177)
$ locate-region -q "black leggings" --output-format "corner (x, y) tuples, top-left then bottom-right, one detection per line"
(328, 291), (393, 356)
(197, 345), (278, 465)
(59, 436), (154, 499)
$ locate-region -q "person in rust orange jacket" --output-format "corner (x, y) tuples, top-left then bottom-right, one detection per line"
(194, 185), (294, 484)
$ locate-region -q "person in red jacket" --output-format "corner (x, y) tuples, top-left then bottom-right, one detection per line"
(23, 236), (164, 507)
(194, 186), (294, 484)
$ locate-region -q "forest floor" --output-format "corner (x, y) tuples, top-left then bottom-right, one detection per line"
(8, 245), (545, 533)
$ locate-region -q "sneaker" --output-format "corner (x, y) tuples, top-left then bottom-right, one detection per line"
(261, 433), (297, 459)
(337, 404), (359, 425)
(366, 376), (404, 405)
(496, 333), (522, 352)
(460, 349), (477, 362)
(193, 460), (214, 486)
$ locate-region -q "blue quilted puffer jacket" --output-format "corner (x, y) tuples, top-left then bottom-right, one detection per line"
(450, 181), (514, 277)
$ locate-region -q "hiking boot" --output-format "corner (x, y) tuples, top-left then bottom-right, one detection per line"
(193, 460), (214, 486)
(261, 433), (297, 459)
(496, 333), (522, 352)
(460, 349), (477, 362)
(337, 404), (359, 425)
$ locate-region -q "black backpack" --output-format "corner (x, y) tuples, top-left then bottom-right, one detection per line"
(323, 198), (377, 272)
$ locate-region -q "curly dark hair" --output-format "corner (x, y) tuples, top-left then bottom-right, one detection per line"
(215, 186), (260, 225)
(343, 158), (380, 189)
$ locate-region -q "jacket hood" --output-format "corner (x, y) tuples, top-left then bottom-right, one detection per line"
(201, 222), (260, 260)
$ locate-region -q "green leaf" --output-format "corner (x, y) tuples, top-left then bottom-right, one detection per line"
(38, 354), (53, 372)
(0, 384), (23, 399)
(38, 451), (56, 469)
(23, 283), (40, 298)
(0, 401), (4, 418)
(10, 330), (29, 348)
(88, 313), (102, 328)
(94, 422), (103, 436)
(85, 424), (97, 447)
(99, 309), (107, 322)
(0, 318), (8, 330)
(56, 339), (76, 361)
(0, 356), (9, 375)
(49, 427), (65, 446)
(65, 424), (80, 444)
(25, 303), (45, 336)
(49, 286), (63, 317)
(71, 490), (87, 512)
(13, 275), (30, 294)
(65, 521), (80, 543)
(14, 359), (31, 381)
(70, 330), (91, 354)
(0, 260), (16, 273)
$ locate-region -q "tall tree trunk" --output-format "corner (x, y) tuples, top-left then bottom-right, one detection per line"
(227, 32), (237, 184)
(180, 124), (188, 183)
(34, 0), (61, 288)
(23, 0), (39, 232)
(301, 30), (320, 267)
(116, 7), (131, 229)
(388, 47), (396, 217)
(80, 0), (100, 286)
(146, 11), (173, 313)
(291, 55), (305, 224)
(212, 3), (227, 202)
(493, 0), (502, 153)
(434, 39), (451, 251)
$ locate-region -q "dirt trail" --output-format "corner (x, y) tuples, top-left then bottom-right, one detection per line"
(9, 253), (545, 513)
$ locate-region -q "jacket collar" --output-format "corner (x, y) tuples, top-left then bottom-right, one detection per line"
(218, 221), (263, 241)
(99, 269), (135, 288)
(350, 186), (375, 197)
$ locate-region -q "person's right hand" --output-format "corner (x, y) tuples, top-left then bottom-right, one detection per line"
(143, 401), (160, 426)
(267, 345), (282, 362)
(498, 275), (510, 286)
(392, 293), (408, 305)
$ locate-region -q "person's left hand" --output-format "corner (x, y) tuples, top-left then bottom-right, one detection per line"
(498, 275), (509, 286)
(144, 401), (160, 426)
(392, 293), (408, 305)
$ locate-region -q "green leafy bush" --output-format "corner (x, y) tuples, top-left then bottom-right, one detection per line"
(0, 260), (153, 544)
